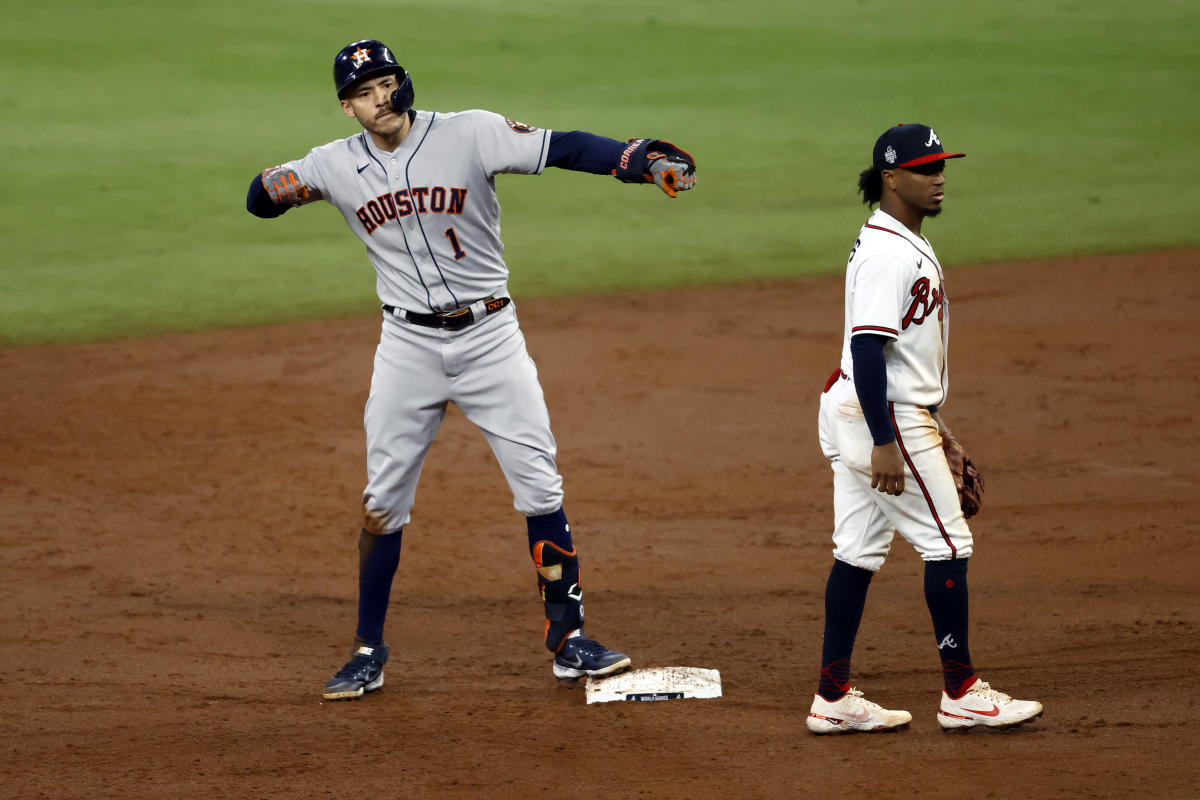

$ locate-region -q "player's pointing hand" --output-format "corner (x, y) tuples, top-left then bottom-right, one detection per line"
(648, 153), (696, 198)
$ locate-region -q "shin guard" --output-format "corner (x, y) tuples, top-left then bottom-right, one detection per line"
(531, 541), (583, 653)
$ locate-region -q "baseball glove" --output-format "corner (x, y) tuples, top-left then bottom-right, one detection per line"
(941, 432), (984, 518)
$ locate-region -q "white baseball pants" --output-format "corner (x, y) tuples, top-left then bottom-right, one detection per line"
(817, 375), (973, 571)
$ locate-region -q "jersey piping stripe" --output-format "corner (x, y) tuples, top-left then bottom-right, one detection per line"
(865, 219), (950, 407)
(359, 129), (436, 310)
(357, 133), (387, 176)
(863, 222), (937, 265)
(534, 128), (549, 173)
(852, 324), (898, 336)
(924, 254), (949, 410)
(889, 402), (957, 558)
(402, 113), (461, 310)
(363, 126), (436, 311)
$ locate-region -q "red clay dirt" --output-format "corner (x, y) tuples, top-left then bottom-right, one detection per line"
(2, 250), (1198, 799)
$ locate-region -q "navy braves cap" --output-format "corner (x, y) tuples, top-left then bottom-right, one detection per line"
(872, 124), (966, 172)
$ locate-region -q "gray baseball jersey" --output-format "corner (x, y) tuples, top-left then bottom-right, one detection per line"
(271, 108), (563, 533)
(283, 109), (551, 313)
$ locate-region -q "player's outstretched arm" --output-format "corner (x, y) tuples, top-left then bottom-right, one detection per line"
(546, 131), (696, 197)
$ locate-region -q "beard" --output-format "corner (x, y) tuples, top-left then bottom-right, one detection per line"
(924, 205), (943, 218)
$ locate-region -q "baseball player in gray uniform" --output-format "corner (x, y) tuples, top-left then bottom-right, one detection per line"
(806, 124), (1042, 733)
(245, 39), (696, 700)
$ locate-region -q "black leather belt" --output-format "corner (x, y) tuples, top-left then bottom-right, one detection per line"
(381, 296), (511, 331)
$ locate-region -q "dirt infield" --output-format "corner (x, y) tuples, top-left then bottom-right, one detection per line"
(2, 250), (1198, 799)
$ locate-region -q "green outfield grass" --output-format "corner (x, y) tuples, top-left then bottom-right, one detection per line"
(2, 0), (1197, 344)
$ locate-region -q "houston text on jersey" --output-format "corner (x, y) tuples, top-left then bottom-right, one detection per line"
(356, 186), (468, 234)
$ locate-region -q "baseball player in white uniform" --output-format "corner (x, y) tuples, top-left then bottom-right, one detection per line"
(245, 39), (696, 700)
(806, 124), (1042, 733)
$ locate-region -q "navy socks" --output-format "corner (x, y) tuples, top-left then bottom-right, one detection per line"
(924, 558), (976, 697)
(353, 512), (574, 649)
(526, 508), (573, 554)
(817, 559), (875, 701)
(355, 528), (403, 644)
(815, 558), (977, 700)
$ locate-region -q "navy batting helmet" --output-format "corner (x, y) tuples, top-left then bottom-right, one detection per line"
(333, 39), (414, 112)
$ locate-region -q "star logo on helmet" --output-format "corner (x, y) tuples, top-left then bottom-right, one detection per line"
(351, 47), (372, 68)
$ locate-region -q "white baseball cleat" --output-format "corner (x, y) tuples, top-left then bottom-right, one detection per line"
(807, 688), (912, 734)
(937, 677), (1043, 731)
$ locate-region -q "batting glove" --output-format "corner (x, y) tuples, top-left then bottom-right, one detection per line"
(646, 152), (696, 198)
(612, 138), (697, 197)
(261, 166), (310, 207)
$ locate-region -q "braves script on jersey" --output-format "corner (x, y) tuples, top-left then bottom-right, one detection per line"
(840, 208), (950, 409)
(284, 110), (550, 313)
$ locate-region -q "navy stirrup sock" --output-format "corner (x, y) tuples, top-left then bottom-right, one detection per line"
(924, 558), (976, 698)
(817, 560), (874, 701)
(526, 508), (573, 554)
(356, 528), (403, 644)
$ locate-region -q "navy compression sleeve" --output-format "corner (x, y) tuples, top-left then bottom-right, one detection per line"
(546, 130), (627, 174)
(246, 173), (287, 219)
(850, 334), (895, 446)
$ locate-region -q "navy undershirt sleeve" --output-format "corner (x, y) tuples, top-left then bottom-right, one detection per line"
(546, 130), (627, 175)
(246, 174), (287, 219)
(850, 334), (895, 446)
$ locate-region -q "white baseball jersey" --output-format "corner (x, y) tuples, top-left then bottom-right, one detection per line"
(839, 208), (950, 408)
(819, 208), (970, 569)
(283, 109), (551, 312)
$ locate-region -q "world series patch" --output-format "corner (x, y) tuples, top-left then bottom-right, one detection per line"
(505, 119), (538, 133)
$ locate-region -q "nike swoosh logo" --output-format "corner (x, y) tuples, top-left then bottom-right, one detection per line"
(845, 708), (872, 722)
(563, 654), (584, 668)
(968, 704), (1001, 717)
(357, 163), (370, 174)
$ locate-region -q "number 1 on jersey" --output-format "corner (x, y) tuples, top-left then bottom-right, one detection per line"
(444, 226), (467, 260)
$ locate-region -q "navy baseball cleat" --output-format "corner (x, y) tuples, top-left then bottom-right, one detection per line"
(323, 642), (389, 700)
(552, 630), (631, 681)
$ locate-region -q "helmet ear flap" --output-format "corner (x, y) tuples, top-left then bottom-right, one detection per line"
(390, 70), (415, 114)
